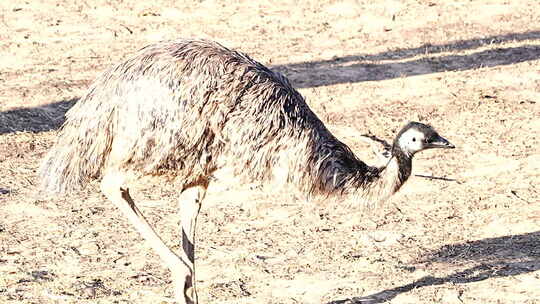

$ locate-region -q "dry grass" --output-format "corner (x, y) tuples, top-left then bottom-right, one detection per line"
(1, 0), (539, 303)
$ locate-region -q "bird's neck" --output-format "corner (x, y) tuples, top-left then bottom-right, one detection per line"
(347, 144), (413, 207)
(307, 135), (413, 207)
(386, 146), (413, 193)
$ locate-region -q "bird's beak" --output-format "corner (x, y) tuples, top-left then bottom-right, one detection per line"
(428, 135), (455, 149)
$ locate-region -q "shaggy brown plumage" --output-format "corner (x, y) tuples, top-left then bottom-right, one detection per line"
(40, 39), (406, 201)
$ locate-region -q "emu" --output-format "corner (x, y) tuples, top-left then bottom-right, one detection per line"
(40, 39), (454, 303)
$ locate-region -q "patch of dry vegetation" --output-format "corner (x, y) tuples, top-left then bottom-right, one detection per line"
(1, 1), (539, 303)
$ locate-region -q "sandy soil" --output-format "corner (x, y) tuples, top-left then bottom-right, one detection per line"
(1, 0), (539, 303)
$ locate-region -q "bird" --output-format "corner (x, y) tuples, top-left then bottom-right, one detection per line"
(40, 38), (455, 304)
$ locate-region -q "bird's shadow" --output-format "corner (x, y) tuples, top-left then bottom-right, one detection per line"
(327, 231), (540, 304)
(272, 30), (540, 88)
(0, 98), (77, 135)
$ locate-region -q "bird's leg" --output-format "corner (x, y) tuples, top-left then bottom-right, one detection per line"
(176, 183), (207, 304)
(100, 171), (193, 304)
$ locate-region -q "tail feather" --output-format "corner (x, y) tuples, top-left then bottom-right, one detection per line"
(40, 98), (114, 193)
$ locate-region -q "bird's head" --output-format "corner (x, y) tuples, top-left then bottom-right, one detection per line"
(394, 122), (455, 156)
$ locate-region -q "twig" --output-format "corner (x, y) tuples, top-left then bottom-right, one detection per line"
(415, 174), (462, 184)
(510, 190), (532, 204)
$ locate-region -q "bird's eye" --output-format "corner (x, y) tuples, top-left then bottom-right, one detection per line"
(412, 137), (416, 142)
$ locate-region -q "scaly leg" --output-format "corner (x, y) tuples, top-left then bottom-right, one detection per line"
(100, 171), (195, 304)
(176, 183), (207, 304)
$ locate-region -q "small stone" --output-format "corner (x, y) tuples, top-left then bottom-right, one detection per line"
(440, 289), (462, 304)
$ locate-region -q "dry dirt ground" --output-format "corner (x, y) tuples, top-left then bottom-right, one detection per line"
(1, 0), (539, 303)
